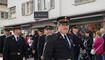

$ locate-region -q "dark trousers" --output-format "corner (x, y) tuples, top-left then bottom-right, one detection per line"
(94, 54), (102, 60)
(33, 54), (38, 60)
(86, 50), (92, 60)
(72, 47), (80, 60)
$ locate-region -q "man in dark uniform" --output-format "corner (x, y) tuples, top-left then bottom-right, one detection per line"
(3, 28), (29, 60)
(100, 28), (105, 60)
(43, 16), (73, 60)
(32, 31), (39, 60)
(70, 26), (84, 60)
(37, 26), (54, 60)
(0, 28), (11, 57)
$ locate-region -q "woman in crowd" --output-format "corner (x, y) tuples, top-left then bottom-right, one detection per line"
(83, 30), (93, 60)
(92, 31), (104, 60)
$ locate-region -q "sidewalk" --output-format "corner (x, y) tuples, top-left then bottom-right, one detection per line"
(0, 57), (34, 60)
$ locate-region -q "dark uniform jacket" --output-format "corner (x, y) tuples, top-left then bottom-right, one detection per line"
(102, 34), (105, 51)
(0, 35), (6, 54)
(84, 37), (93, 51)
(70, 32), (84, 60)
(3, 35), (28, 60)
(43, 32), (73, 60)
(37, 35), (46, 58)
(31, 34), (39, 59)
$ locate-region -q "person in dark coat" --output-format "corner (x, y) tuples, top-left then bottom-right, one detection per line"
(43, 16), (73, 60)
(32, 31), (39, 60)
(0, 28), (11, 57)
(83, 30), (93, 60)
(37, 26), (54, 60)
(37, 29), (45, 60)
(100, 28), (105, 60)
(3, 28), (29, 60)
(70, 26), (85, 60)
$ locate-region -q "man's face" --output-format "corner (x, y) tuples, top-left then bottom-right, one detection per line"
(38, 31), (43, 36)
(100, 28), (104, 34)
(17, 29), (22, 35)
(44, 29), (53, 35)
(85, 33), (89, 37)
(18, 29), (21, 33)
(14, 30), (18, 35)
(47, 29), (53, 35)
(73, 28), (78, 33)
(5, 31), (10, 36)
(57, 23), (69, 34)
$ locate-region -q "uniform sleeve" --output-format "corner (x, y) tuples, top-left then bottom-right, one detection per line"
(22, 37), (29, 59)
(43, 36), (54, 60)
(32, 35), (39, 50)
(37, 36), (44, 57)
(79, 36), (85, 49)
(87, 37), (93, 51)
(3, 37), (9, 60)
(0, 36), (3, 53)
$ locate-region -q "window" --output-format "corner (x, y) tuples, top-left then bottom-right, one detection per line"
(0, 12), (8, 19)
(22, 0), (34, 16)
(5, 12), (8, 19)
(38, 0), (55, 11)
(8, 6), (16, 19)
(74, 0), (95, 5)
(1, 30), (4, 34)
(1, 12), (5, 19)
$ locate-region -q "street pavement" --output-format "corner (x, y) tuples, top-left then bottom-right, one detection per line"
(0, 57), (34, 60)
(23, 57), (34, 60)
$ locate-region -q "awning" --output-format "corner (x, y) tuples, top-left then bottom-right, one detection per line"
(70, 15), (103, 23)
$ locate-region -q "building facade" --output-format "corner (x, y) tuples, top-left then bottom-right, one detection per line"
(0, 0), (8, 36)
(2, 0), (105, 33)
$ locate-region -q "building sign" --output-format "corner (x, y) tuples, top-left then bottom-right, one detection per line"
(34, 11), (48, 19)
(73, 0), (95, 5)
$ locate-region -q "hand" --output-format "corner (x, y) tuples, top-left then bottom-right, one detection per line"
(32, 50), (36, 54)
(28, 48), (30, 51)
(40, 56), (43, 60)
(0, 53), (3, 57)
(83, 49), (86, 53)
(26, 58), (29, 60)
(104, 52), (105, 54)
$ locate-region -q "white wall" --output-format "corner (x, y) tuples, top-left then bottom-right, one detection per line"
(4, 0), (105, 26)
(0, 5), (7, 34)
(4, 0), (35, 26)
(61, 0), (105, 16)
(0, 5), (8, 12)
(0, 21), (3, 36)
(49, 0), (61, 19)
(4, 0), (61, 26)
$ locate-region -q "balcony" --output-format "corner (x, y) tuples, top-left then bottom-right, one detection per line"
(0, 0), (7, 6)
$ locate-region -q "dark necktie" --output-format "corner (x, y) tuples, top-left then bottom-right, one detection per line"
(17, 37), (19, 41)
(64, 35), (71, 48)
(45, 36), (48, 43)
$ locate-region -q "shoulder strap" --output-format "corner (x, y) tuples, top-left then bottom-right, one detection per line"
(95, 40), (104, 52)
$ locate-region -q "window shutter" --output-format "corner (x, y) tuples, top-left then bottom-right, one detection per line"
(5, 12), (8, 19)
(50, 0), (55, 9)
(38, 0), (41, 11)
(22, 3), (25, 16)
(0, 12), (1, 19)
(30, 1), (34, 14)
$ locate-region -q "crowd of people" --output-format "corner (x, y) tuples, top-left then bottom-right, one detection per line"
(0, 16), (105, 60)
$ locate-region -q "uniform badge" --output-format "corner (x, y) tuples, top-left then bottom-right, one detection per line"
(59, 36), (62, 39)
(12, 38), (14, 40)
